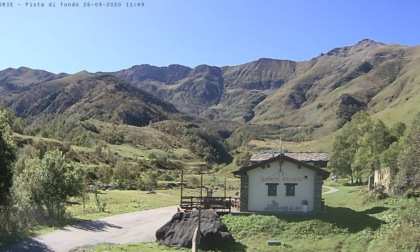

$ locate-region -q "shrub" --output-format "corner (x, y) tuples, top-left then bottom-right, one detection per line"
(221, 215), (287, 238)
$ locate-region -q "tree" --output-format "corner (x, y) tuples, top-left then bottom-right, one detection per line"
(329, 111), (372, 184)
(113, 158), (132, 189)
(14, 150), (83, 222)
(96, 163), (113, 186)
(235, 151), (252, 167)
(379, 122), (407, 188)
(0, 109), (17, 235)
(390, 122), (406, 142)
(353, 119), (392, 188)
(394, 113), (420, 193)
(0, 110), (16, 205)
(140, 170), (158, 191)
(380, 141), (399, 189)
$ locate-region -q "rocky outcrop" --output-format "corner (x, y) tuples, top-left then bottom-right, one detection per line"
(156, 210), (235, 250)
(336, 94), (367, 122)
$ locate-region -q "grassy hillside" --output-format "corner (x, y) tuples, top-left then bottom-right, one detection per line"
(12, 117), (232, 178)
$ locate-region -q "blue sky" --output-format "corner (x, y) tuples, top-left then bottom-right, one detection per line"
(1, 0), (420, 74)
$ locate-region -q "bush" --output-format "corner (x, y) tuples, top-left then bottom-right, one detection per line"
(188, 177), (200, 188)
(159, 174), (174, 181)
(221, 214), (348, 240)
(221, 215), (287, 238)
(81, 121), (99, 133)
(286, 220), (348, 239)
(370, 198), (420, 251)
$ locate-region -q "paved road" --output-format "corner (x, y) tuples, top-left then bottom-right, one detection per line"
(322, 186), (339, 194)
(0, 206), (178, 252)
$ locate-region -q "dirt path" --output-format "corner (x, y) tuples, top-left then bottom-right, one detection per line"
(0, 205), (178, 252)
(322, 186), (339, 194)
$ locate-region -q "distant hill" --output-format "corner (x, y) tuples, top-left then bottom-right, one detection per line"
(0, 67), (67, 101)
(2, 71), (179, 127)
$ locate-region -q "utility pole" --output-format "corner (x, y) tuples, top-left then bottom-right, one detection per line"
(224, 177), (227, 198)
(180, 169), (184, 206)
(200, 172), (203, 202)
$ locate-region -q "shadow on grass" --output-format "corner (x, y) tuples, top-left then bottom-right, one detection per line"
(202, 241), (247, 252)
(221, 241), (247, 252)
(0, 238), (52, 252)
(66, 220), (122, 232)
(278, 205), (388, 233)
(361, 206), (388, 215)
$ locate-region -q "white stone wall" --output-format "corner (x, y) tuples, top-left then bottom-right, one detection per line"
(247, 160), (316, 212)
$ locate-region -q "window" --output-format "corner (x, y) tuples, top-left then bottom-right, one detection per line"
(266, 183), (278, 196)
(285, 183), (297, 196)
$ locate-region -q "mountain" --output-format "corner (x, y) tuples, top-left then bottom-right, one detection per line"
(4, 71), (179, 127)
(112, 64), (224, 116)
(0, 67), (68, 101)
(1, 39), (419, 140)
(111, 39), (420, 138)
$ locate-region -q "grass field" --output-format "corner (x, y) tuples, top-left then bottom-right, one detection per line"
(67, 189), (180, 220)
(24, 189), (181, 237)
(3, 178), (418, 251)
(78, 179), (419, 252)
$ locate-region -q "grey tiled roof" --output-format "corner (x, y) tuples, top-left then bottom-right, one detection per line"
(250, 152), (330, 162)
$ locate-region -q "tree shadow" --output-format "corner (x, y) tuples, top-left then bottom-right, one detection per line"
(0, 238), (52, 252)
(278, 205), (388, 233)
(321, 206), (387, 233)
(361, 206), (388, 215)
(65, 220), (122, 232)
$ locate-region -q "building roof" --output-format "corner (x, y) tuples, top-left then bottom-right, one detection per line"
(250, 151), (330, 163)
(233, 153), (330, 180)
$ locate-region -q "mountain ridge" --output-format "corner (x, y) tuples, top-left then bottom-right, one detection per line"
(1, 39), (419, 140)
(2, 72), (179, 127)
(106, 39), (420, 137)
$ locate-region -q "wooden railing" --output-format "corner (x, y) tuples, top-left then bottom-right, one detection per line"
(180, 196), (240, 213)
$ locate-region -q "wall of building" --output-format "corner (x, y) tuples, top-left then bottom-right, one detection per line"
(247, 160), (316, 212)
(239, 174), (249, 212)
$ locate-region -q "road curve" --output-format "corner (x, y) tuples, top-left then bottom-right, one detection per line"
(0, 205), (178, 252)
(322, 186), (339, 194)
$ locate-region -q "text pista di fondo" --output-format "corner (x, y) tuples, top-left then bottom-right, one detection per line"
(0, 2), (145, 7)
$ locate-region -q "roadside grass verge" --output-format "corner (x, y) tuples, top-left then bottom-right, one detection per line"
(67, 189), (179, 219)
(73, 242), (190, 252)
(29, 189), (179, 236)
(74, 242), (248, 252)
(1, 189), (181, 248)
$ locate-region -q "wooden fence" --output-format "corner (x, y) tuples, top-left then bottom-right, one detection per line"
(180, 196), (240, 213)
